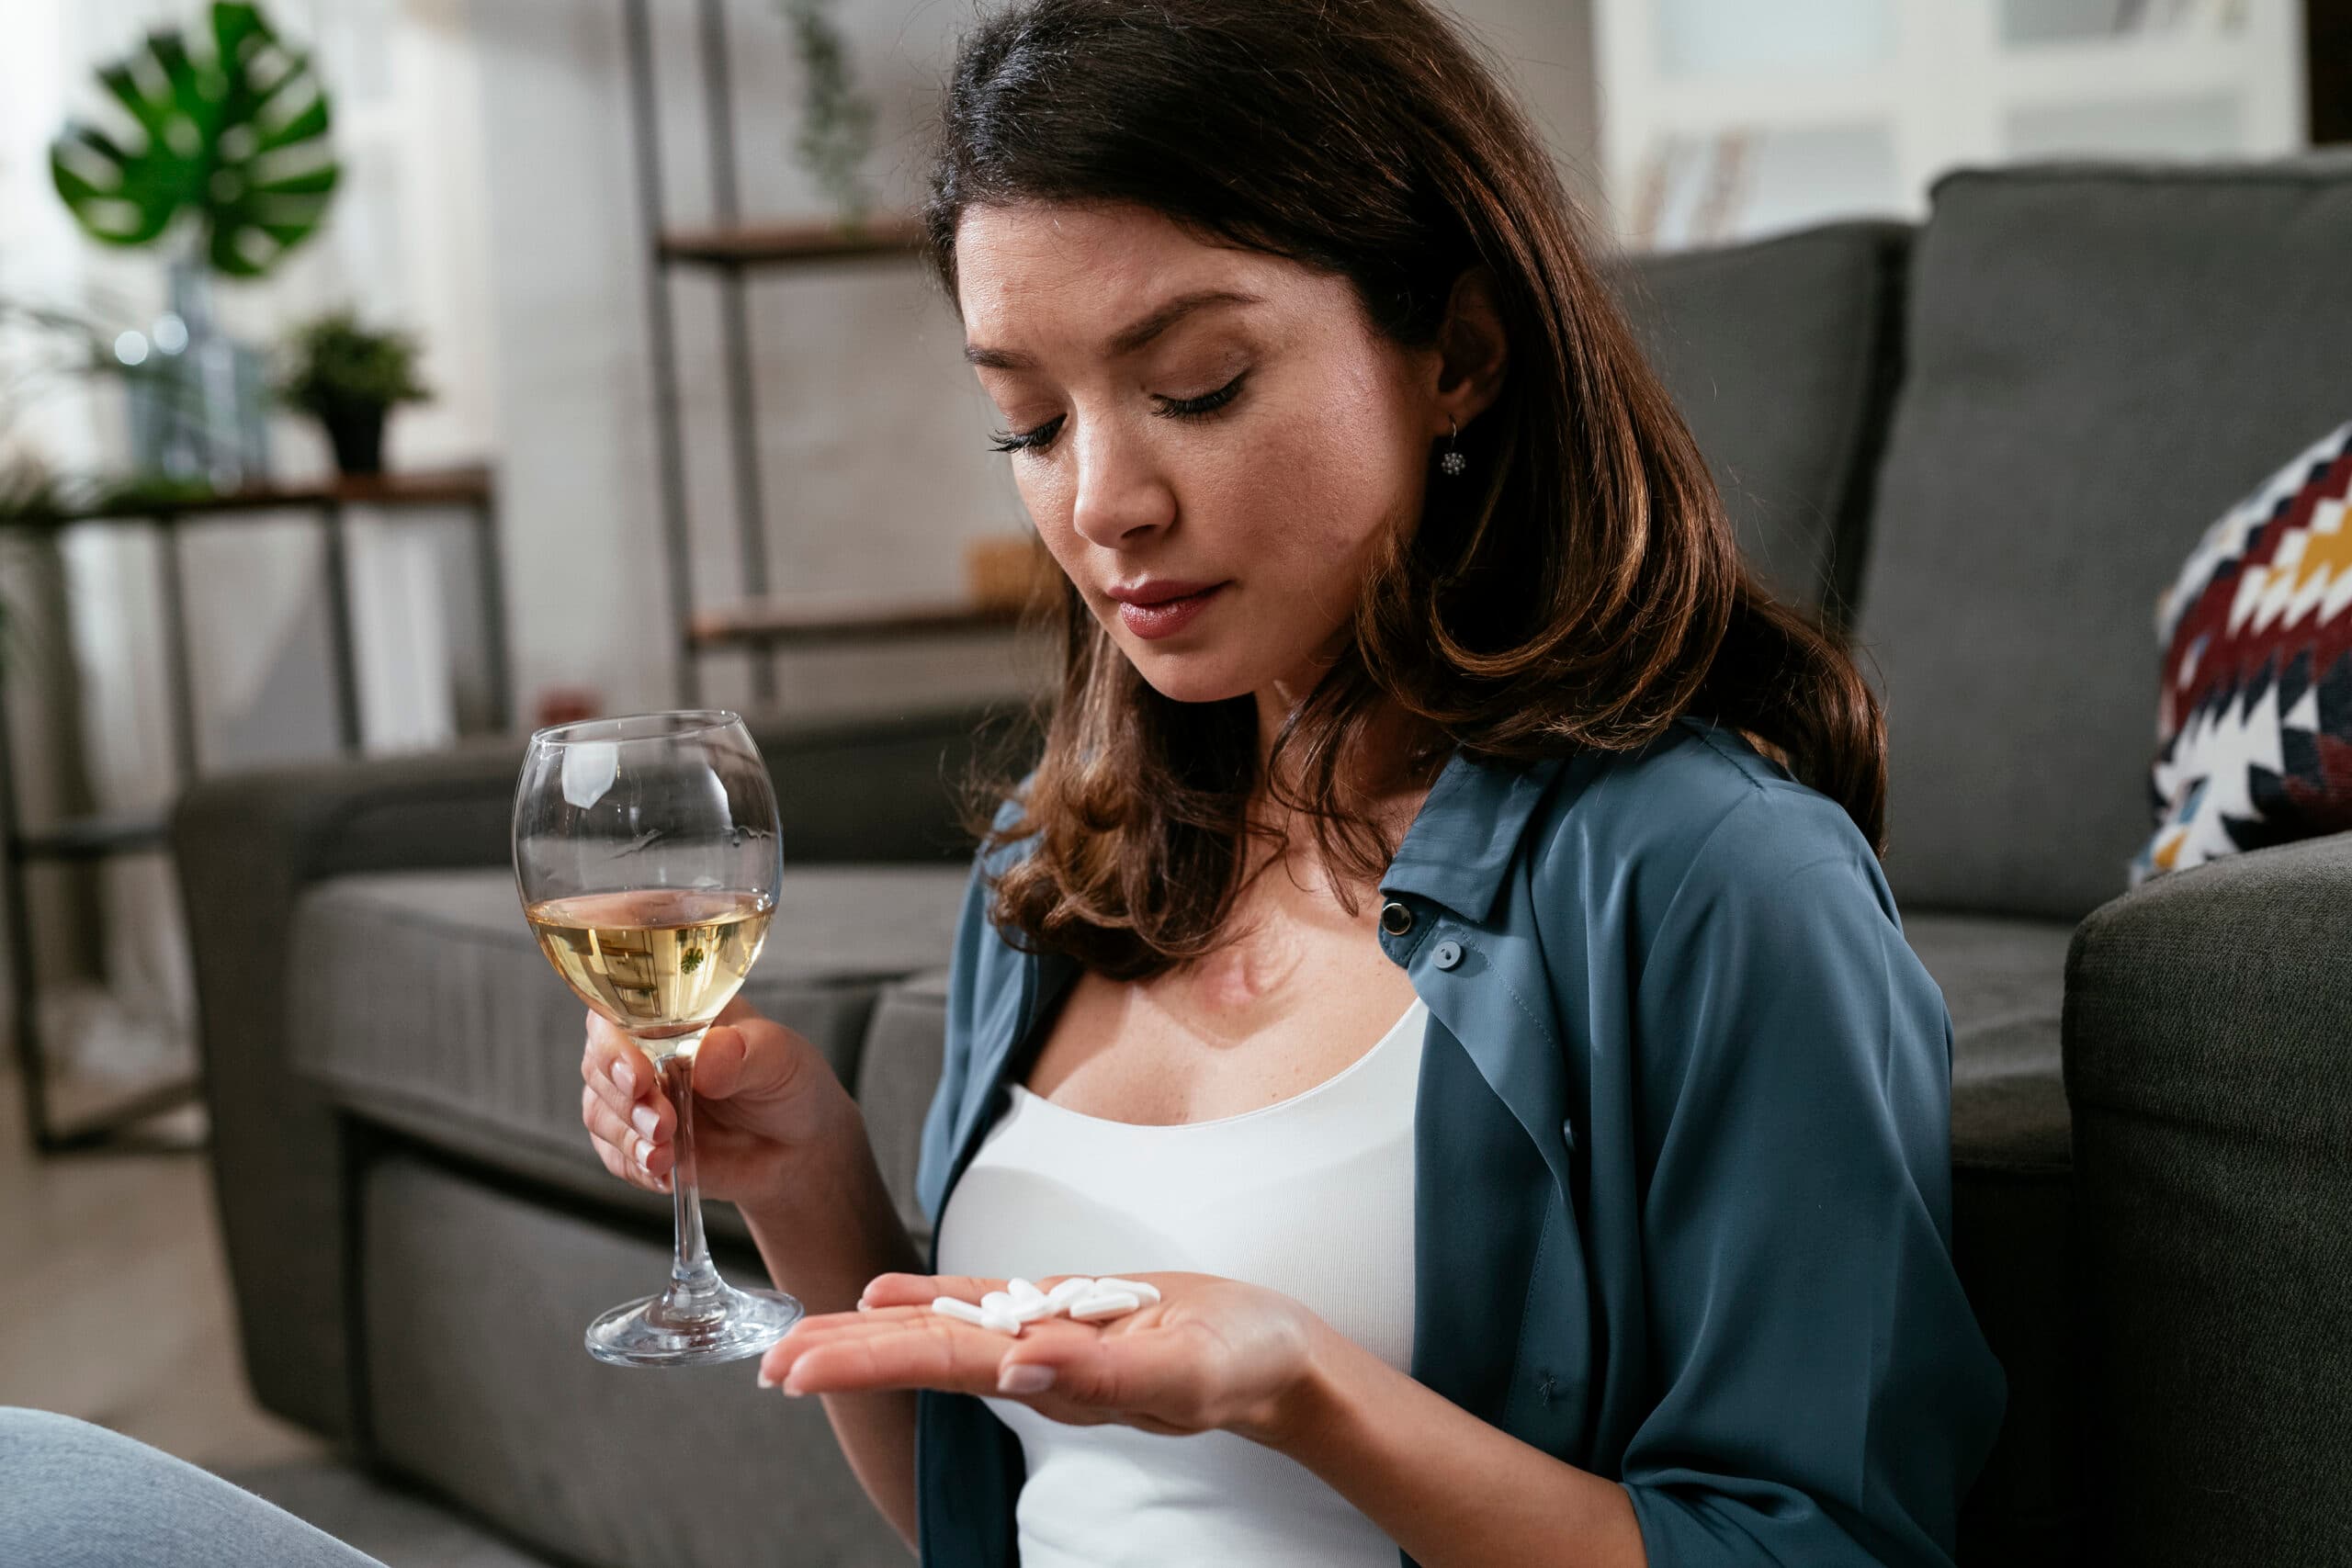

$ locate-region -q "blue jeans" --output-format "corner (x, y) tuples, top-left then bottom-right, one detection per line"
(0, 1407), (386, 1567)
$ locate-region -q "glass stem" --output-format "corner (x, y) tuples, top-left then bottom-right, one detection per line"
(659, 1045), (724, 1314)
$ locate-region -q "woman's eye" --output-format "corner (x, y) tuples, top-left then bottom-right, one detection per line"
(988, 414), (1065, 454)
(1154, 370), (1248, 419)
(984, 371), (1247, 457)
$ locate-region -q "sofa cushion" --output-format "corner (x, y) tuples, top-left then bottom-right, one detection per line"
(360, 1152), (913, 1568)
(857, 968), (954, 1250)
(2139, 418), (2352, 885)
(1905, 910), (2071, 1086)
(1903, 909), (2080, 1567)
(287, 864), (972, 1219)
(1619, 220), (1910, 626)
(1854, 158), (2352, 920)
(2064, 830), (2352, 1566)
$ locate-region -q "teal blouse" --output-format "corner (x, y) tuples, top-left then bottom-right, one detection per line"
(911, 715), (2006, 1567)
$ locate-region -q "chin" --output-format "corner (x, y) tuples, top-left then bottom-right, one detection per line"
(1123, 649), (1261, 706)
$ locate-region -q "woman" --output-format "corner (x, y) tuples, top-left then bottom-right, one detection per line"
(584, 1), (2003, 1565)
(0, 1), (2000, 1565)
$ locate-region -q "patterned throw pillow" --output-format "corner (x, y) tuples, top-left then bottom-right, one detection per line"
(2133, 421), (2352, 887)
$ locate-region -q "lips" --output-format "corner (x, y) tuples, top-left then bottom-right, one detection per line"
(1115, 581), (1227, 640)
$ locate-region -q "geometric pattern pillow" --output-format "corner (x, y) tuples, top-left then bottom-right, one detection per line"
(2133, 420), (2352, 887)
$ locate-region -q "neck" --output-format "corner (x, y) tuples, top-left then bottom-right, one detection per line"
(1250, 683), (1443, 834)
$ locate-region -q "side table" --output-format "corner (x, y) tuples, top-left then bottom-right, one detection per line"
(0, 465), (509, 1152)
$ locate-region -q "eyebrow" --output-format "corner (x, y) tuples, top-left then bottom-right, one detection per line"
(964, 288), (1262, 370)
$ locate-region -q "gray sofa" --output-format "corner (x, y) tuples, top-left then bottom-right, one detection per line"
(173, 159), (2352, 1568)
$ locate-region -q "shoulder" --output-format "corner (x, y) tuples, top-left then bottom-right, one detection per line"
(1530, 714), (1872, 876)
(945, 768), (1052, 1012)
(1522, 716), (1891, 947)
(965, 769), (1043, 890)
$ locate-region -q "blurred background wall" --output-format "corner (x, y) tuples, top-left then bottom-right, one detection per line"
(0, 0), (2327, 1099)
(5, 1), (2317, 746)
(1598, 0), (2305, 248)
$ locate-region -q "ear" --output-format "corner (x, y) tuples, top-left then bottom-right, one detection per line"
(1430, 266), (1508, 434)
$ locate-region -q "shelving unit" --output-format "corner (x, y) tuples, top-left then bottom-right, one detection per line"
(616, 0), (1008, 706)
(0, 465), (508, 1152)
(658, 212), (927, 270)
(1594, 0), (2308, 250)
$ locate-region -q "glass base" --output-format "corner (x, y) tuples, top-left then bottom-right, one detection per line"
(585, 1281), (804, 1368)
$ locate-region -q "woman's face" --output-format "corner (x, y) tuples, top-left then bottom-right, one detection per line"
(956, 200), (1446, 707)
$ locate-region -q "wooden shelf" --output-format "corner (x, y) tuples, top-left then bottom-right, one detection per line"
(10, 809), (169, 863)
(659, 213), (926, 269)
(689, 594), (1028, 650)
(11, 464), (494, 527)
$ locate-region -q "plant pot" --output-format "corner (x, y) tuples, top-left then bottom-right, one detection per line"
(318, 400), (389, 476)
(129, 253), (273, 489)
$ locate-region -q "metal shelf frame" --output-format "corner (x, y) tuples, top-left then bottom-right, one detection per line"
(615, 0), (933, 707)
(0, 467), (510, 1154)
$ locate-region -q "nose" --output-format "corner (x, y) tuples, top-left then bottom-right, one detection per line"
(1068, 414), (1176, 548)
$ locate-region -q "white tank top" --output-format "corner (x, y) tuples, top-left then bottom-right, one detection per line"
(934, 996), (1429, 1568)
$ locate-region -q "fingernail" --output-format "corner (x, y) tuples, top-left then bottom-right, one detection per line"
(631, 1106), (660, 1140)
(612, 1060), (637, 1096)
(634, 1137), (655, 1172)
(756, 1368), (775, 1389)
(998, 1364), (1055, 1395)
(855, 1299), (872, 1313)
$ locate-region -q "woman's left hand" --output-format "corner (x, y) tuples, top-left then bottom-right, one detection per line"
(757, 1270), (1329, 1445)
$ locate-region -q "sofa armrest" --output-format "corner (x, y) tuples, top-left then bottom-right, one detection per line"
(2061, 830), (2352, 1567)
(171, 699), (1038, 1444)
(170, 736), (526, 1442)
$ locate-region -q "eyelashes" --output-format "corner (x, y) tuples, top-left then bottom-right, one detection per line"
(987, 419), (1061, 456)
(987, 370), (1250, 456)
(1156, 370), (1249, 421)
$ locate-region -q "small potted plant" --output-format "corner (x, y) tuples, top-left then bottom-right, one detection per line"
(276, 310), (430, 475)
(53, 2), (342, 487)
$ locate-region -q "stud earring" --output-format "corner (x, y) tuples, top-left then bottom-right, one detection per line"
(1439, 418), (1466, 477)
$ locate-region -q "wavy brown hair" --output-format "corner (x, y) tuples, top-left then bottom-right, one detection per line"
(924, 0), (1888, 981)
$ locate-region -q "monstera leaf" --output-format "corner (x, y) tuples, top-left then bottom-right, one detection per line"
(50, 3), (339, 278)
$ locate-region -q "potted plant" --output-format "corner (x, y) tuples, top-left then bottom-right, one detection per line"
(780, 0), (878, 227)
(50, 3), (341, 488)
(275, 310), (429, 476)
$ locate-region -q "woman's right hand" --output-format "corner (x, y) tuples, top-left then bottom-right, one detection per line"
(579, 997), (862, 1212)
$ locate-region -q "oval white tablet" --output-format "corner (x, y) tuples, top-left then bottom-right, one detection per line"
(931, 1297), (988, 1325)
(1068, 1290), (1142, 1322)
(1093, 1277), (1160, 1304)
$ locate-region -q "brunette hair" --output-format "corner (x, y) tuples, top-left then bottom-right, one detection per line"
(924, 0), (1888, 980)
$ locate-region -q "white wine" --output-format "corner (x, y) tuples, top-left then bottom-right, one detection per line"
(527, 888), (774, 1055)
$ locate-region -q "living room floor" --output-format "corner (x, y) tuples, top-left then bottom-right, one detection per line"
(2, 1067), (552, 1567)
(0, 1067), (322, 1471)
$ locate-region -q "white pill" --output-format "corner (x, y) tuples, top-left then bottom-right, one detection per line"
(980, 1308), (1024, 1335)
(1045, 1277), (1094, 1306)
(1093, 1277), (1160, 1304)
(1007, 1278), (1046, 1303)
(980, 1291), (1016, 1314)
(1011, 1296), (1058, 1323)
(1068, 1289), (1142, 1322)
(931, 1296), (988, 1325)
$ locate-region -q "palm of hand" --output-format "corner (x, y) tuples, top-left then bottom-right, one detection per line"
(761, 1269), (1325, 1444)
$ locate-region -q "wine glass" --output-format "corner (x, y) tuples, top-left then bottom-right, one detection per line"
(513, 709), (804, 1367)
